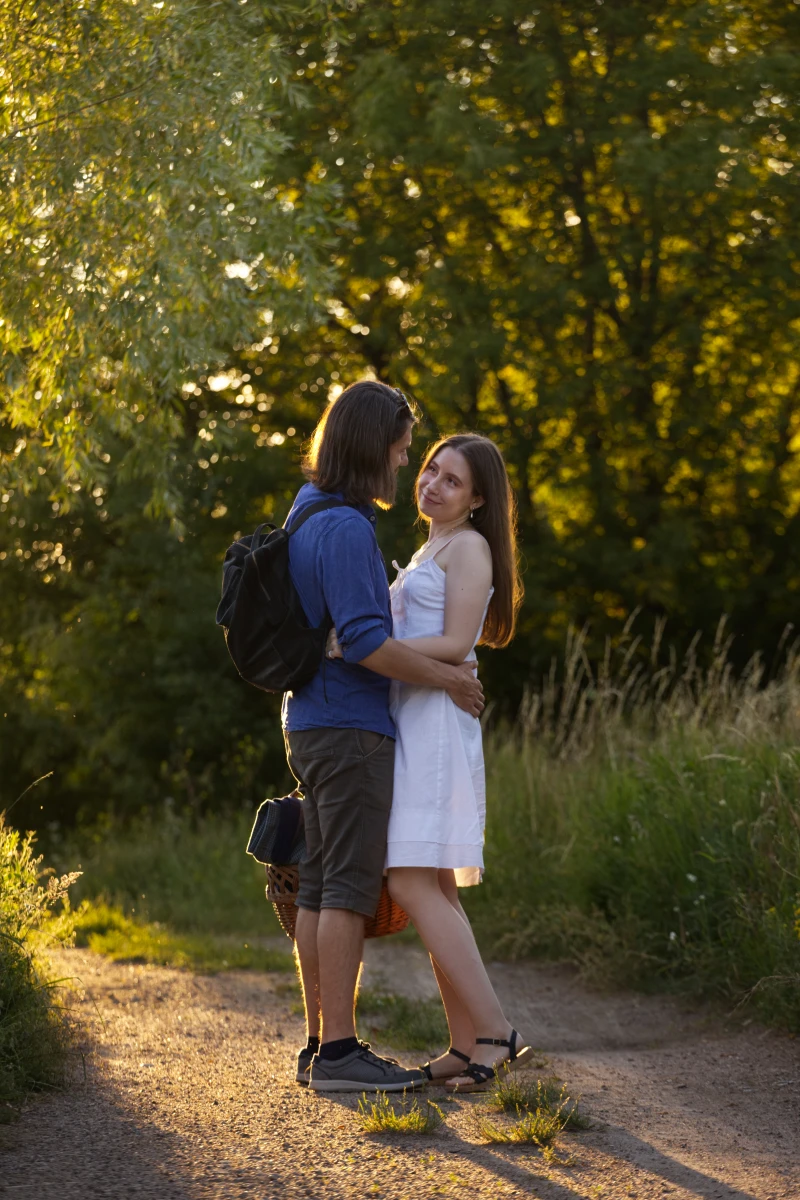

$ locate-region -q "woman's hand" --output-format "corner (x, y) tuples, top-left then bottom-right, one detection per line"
(326, 627), (344, 660)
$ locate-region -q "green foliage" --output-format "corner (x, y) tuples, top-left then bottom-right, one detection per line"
(357, 1092), (444, 1135)
(57, 807), (283, 937)
(268, 0), (800, 693)
(356, 988), (450, 1052)
(70, 900), (292, 973)
(3, 2), (800, 830)
(0, 455), (296, 824)
(0, 817), (76, 1118)
(466, 628), (800, 1028)
(1, 0), (335, 512)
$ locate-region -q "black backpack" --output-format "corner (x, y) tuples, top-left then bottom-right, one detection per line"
(215, 498), (350, 693)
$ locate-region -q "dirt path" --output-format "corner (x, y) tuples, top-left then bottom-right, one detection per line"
(2, 941), (798, 1200)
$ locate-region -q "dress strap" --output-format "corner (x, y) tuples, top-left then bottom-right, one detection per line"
(414, 529), (473, 565)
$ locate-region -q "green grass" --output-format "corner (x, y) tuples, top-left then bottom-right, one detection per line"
(0, 818), (77, 1120)
(357, 1092), (444, 1134)
(70, 901), (293, 973)
(57, 807), (283, 938)
(465, 625), (800, 1030)
(46, 624), (800, 1031)
(356, 988), (449, 1052)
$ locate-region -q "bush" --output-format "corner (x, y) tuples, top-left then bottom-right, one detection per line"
(0, 817), (78, 1119)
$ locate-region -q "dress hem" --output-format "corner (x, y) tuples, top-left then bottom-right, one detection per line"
(386, 841), (484, 871)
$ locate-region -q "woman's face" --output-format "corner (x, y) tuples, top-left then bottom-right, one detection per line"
(417, 446), (482, 525)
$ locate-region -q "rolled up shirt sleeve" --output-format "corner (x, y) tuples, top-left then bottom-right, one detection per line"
(319, 518), (390, 664)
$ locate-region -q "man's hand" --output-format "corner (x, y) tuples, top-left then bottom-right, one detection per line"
(326, 627), (343, 660)
(445, 661), (484, 717)
(358, 638), (485, 714)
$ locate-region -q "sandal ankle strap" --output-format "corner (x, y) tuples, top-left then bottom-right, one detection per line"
(448, 1046), (471, 1065)
(476, 1029), (520, 1060)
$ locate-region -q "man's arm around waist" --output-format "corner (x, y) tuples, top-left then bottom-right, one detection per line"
(356, 637), (484, 718)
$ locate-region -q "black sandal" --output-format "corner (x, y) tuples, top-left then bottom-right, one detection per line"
(419, 1046), (471, 1082)
(445, 1029), (534, 1093)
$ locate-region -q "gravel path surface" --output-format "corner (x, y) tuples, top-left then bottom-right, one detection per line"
(1, 942), (798, 1199)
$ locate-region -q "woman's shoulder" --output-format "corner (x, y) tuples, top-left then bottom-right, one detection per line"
(438, 529), (492, 569)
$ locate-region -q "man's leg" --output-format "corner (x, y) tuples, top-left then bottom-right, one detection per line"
(291, 729), (422, 1090)
(294, 907), (321, 1039)
(285, 730), (324, 1049)
(317, 908), (365, 1041)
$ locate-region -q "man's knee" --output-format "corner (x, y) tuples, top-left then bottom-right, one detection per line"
(295, 906), (320, 937)
(318, 906), (366, 934)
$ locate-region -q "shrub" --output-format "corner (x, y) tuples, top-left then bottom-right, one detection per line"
(0, 817), (78, 1119)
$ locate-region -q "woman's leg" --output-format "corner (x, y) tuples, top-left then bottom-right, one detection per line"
(422, 872), (475, 1074)
(388, 866), (524, 1075)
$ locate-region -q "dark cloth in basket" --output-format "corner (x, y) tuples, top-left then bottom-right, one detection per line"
(246, 793), (305, 866)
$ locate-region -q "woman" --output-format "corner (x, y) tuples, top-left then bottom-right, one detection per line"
(331, 433), (532, 1092)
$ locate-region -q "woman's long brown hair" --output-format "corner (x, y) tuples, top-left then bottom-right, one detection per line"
(417, 434), (523, 648)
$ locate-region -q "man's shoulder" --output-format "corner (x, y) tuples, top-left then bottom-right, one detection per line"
(290, 485), (375, 542)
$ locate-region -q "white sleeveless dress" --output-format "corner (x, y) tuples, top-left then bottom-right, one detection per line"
(385, 537), (492, 887)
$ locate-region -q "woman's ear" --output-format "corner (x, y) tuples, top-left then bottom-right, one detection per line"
(471, 496), (485, 513)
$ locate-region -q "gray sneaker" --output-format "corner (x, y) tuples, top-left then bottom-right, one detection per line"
(296, 1046), (314, 1086)
(309, 1042), (428, 1093)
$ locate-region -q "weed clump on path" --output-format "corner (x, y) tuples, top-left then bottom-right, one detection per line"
(488, 1074), (590, 1130)
(480, 1071), (588, 1159)
(357, 1092), (444, 1135)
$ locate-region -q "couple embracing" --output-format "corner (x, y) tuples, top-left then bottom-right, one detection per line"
(283, 380), (532, 1093)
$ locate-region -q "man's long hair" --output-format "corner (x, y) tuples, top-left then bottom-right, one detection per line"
(303, 381), (417, 507)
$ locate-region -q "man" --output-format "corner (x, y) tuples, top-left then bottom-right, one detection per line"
(282, 380), (484, 1093)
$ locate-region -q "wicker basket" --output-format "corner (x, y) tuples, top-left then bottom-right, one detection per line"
(266, 864), (409, 940)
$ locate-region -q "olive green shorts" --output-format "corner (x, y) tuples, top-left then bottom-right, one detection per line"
(285, 727), (395, 919)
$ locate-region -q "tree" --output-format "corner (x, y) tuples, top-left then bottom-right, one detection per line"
(260, 0), (800, 679)
(4, 2), (800, 828)
(1, 0), (335, 515)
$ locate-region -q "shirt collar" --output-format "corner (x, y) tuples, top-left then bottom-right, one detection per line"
(315, 486), (376, 525)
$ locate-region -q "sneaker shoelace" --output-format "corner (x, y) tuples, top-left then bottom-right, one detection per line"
(358, 1040), (399, 1067)
(357, 1044), (396, 1074)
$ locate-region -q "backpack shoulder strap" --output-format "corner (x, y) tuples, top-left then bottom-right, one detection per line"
(285, 497), (352, 535)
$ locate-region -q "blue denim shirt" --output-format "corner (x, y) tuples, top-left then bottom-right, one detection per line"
(280, 483), (394, 738)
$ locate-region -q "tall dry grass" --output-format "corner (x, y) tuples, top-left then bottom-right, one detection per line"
(468, 619), (800, 1029)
